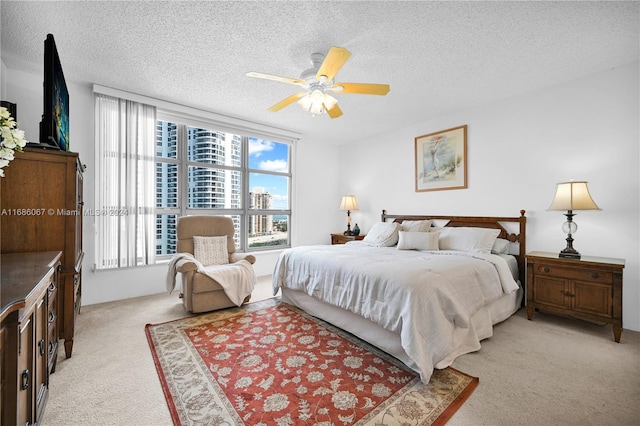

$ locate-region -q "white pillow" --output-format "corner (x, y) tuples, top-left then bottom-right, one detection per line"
(508, 241), (520, 256)
(363, 222), (400, 247)
(400, 220), (433, 232)
(491, 238), (510, 254)
(437, 227), (501, 254)
(193, 236), (229, 266)
(397, 231), (440, 251)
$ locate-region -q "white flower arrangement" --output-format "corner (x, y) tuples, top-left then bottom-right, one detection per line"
(0, 106), (28, 177)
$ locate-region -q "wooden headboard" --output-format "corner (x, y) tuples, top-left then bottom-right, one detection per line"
(381, 210), (527, 285)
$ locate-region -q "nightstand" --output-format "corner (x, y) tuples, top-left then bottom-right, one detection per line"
(331, 233), (365, 245)
(526, 251), (625, 342)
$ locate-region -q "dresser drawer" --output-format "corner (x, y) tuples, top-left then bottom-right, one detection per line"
(533, 264), (612, 284)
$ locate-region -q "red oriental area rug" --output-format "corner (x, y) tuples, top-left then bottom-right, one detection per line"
(146, 298), (478, 425)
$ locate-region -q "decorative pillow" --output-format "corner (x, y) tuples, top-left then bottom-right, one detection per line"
(437, 227), (501, 254)
(508, 241), (520, 256)
(491, 238), (510, 254)
(193, 236), (229, 266)
(400, 219), (433, 232)
(397, 231), (440, 251)
(363, 222), (400, 247)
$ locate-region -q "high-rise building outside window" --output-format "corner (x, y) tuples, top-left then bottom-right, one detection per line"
(156, 118), (291, 257)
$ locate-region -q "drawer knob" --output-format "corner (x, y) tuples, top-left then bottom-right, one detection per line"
(592, 272), (599, 279)
(21, 369), (30, 390)
(543, 267), (550, 273)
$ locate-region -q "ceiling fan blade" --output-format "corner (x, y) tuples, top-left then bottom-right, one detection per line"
(246, 72), (307, 87)
(268, 92), (307, 112)
(332, 83), (390, 95)
(316, 47), (351, 82)
(325, 103), (343, 119)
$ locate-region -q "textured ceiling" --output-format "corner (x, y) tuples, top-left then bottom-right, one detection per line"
(1, 1), (638, 145)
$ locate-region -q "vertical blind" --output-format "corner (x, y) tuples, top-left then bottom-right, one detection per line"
(94, 94), (156, 269)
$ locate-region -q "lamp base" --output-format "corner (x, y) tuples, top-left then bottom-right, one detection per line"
(343, 230), (354, 236)
(559, 229), (581, 259)
(559, 250), (581, 259)
(559, 247), (581, 259)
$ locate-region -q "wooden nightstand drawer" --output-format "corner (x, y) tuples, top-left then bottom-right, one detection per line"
(331, 233), (365, 245)
(533, 263), (612, 284)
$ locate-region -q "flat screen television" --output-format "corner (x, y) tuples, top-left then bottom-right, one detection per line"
(37, 33), (69, 150)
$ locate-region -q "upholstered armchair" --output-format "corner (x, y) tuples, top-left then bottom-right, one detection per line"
(174, 215), (256, 313)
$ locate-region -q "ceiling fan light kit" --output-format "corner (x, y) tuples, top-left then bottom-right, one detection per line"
(247, 46), (390, 119)
(297, 89), (338, 116)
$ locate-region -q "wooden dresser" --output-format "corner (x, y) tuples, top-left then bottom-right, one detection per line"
(1, 251), (62, 425)
(1, 147), (84, 358)
(526, 251), (625, 342)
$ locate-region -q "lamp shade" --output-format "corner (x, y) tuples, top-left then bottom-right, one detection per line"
(548, 181), (601, 211)
(339, 195), (359, 211)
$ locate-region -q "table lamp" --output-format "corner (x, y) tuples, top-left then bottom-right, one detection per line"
(548, 180), (601, 259)
(339, 195), (359, 235)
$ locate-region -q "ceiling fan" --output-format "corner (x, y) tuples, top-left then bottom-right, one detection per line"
(246, 46), (390, 119)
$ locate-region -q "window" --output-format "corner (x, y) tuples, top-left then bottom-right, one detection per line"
(155, 119), (291, 258)
(155, 120), (179, 256)
(94, 87), (296, 270)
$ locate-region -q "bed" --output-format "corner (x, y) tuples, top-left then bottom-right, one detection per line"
(272, 210), (527, 384)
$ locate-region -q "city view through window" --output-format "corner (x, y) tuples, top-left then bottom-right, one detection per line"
(156, 121), (290, 255)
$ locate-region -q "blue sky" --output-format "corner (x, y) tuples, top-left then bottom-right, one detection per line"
(249, 138), (289, 209)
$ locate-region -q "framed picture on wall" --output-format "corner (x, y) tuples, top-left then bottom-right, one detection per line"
(414, 125), (467, 192)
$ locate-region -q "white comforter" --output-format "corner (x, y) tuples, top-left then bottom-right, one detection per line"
(272, 243), (519, 383)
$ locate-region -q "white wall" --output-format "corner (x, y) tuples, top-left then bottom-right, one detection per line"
(2, 67), (42, 141)
(338, 63), (640, 331)
(1, 59), (7, 98)
(4, 62), (638, 331)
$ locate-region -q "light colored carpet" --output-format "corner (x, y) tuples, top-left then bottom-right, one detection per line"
(42, 275), (640, 426)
